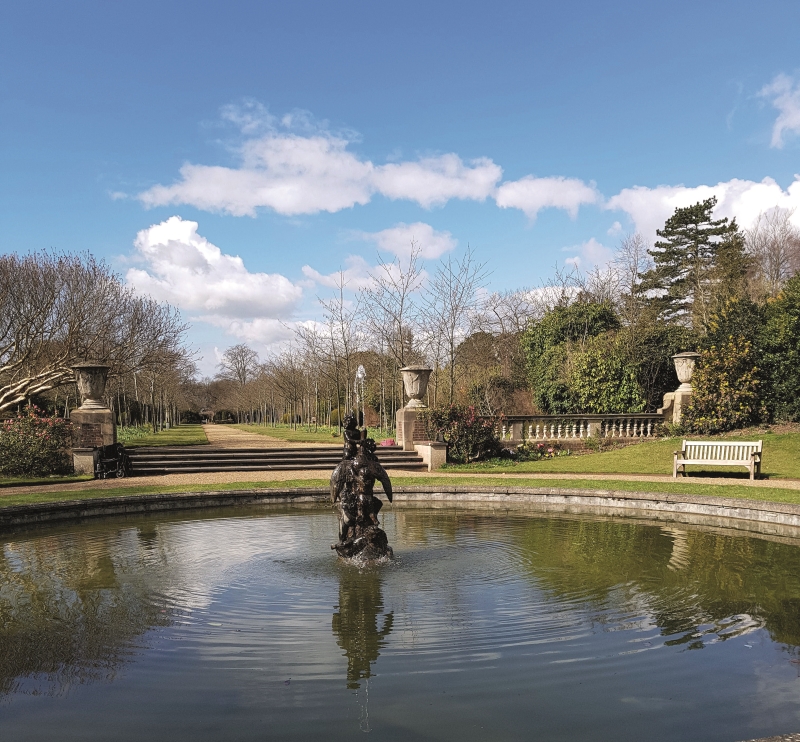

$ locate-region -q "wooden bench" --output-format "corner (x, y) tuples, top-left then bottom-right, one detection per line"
(673, 440), (762, 480)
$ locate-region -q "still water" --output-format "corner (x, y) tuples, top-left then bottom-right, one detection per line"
(2, 505), (800, 741)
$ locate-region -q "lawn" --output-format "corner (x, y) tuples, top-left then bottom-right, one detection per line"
(232, 423), (377, 445)
(2, 475), (800, 509)
(446, 432), (800, 480)
(123, 424), (209, 448)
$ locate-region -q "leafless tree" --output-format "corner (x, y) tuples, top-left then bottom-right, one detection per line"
(745, 208), (800, 298)
(0, 252), (188, 413)
(420, 248), (489, 405)
(217, 344), (260, 387)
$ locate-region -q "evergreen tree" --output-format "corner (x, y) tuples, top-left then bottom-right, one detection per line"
(640, 197), (747, 335)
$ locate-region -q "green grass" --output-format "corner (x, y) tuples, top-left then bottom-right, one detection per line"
(2, 475), (800, 509)
(446, 432), (800, 480)
(124, 424), (209, 448)
(0, 474), (93, 490)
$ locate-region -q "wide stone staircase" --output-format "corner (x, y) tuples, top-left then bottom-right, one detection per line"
(126, 445), (427, 476)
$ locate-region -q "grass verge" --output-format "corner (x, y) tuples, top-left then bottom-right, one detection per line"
(124, 425), (209, 448)
(446, 432), (800, 479)
(2, 475), (800, 509)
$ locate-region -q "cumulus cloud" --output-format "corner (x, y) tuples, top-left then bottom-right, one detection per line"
(563, 238), (614, 269)
(138, 103), (603, 221)
(138, 111), (502, 216)
(126, 216), (303, 319)
(301, 254), (375, 290)
(759, 73), (800, 149)
(606, 176), (800, 240)
(356, 222), (457, 259)
(373, 155), (501, 208)
(495, 175), (599, 220)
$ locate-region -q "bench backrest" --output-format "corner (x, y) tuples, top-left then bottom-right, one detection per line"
(682, 440), (762, 462)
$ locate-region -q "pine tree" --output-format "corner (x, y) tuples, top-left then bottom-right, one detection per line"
(639, 197), (747, 335)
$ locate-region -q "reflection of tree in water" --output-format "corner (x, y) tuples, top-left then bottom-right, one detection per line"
(511, 517), (800, 651)
(0, 525), (171, 697)
(331, 567), (393, 689)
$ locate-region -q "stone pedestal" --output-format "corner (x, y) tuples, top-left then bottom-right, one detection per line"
(414, 441), (447, 471)
(396, 407), (426, 452)
(72, 448), (99, 475)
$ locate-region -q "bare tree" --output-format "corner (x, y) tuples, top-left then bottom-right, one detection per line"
(217, 344), (260, 387)
(746, 208), (800, 298)
(0, 252), (188, 413)
(421, 248), (489, 405)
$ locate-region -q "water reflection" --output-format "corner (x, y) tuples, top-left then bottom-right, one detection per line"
(331, 565), (393, 689)
(0, 524), (170, 697)
(506, 516), (800, 651)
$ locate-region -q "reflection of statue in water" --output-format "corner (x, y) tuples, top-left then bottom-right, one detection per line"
(332, 566), (393, 689)
(330, 413), (393, 560)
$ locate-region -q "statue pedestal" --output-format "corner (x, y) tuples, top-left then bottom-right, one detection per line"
(396, 407), (426, 452)
(70, 408), (116, 474)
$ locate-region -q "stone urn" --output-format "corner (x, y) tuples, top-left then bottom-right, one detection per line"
(672, 352), (701, 392)
(73, 362), (111, 410)
(400, 366), (432, 409)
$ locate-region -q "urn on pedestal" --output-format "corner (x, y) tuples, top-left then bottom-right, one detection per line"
(657, 352), (701, 424)
(71, 362), (116, 474)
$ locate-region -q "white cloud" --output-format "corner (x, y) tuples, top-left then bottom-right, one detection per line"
(138, 104), (607, 221)
(563, 238), (614, 269)
(126, 216), (303, 319)
(356, 222), (457, 259)
(205, 316), (295, 347)
(373, 155), (501, 208)
(495, 175), (599, 220)
(138, 113), (502, 216)
(607, 221), (623, 236)
(301, 254), (375, 290)
(606, 176), (800, 240)
(759, 73), (800, 149)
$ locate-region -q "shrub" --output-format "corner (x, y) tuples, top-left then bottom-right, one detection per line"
(514, 440), (570, 461)
(683, 340), (766, 434)
(0, 406), (73, 476)
(418, 405), (503, 463)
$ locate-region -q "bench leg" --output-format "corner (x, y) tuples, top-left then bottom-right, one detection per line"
(673, 454), (678, 478)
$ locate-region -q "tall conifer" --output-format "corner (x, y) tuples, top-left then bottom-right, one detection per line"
(639, 197), (746, 334)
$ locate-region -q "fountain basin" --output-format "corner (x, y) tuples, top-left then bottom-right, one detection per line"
(2, 502), (800, 741)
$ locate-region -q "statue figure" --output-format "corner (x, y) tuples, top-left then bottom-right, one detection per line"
(331, 418), (393, 560)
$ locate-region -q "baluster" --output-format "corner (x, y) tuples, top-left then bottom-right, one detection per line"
(625, 420), (631, 437)
(557, 423), (562, 439)
(578, 422), (584, 438)
(501, 425), (507, 440)
(646, 420), (652, 437)
(535, 423), (541, 439)
(528, 424), (533, 439)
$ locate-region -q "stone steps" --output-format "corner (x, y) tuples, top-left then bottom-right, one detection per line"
(126, 445), (427, 476)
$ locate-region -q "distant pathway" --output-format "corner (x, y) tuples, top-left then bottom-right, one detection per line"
(202, 424), (335, 449)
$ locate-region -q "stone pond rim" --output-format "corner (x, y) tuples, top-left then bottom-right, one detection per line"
(4, 485), (800, 539)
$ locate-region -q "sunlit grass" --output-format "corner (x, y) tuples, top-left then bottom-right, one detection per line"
(446, 432), (800, 480)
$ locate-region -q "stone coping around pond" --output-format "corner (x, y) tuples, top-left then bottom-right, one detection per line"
(5, 485), (800, 535)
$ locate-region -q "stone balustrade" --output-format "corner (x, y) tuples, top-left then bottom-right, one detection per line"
(494, 414), (663, 442)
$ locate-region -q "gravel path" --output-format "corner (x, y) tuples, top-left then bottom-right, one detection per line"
(202, 424), (337, 448)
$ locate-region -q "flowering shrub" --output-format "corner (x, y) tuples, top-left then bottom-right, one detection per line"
(514, 440), (570, 461)
(0, 406), (73, 476)
(418, 405), (503, 464)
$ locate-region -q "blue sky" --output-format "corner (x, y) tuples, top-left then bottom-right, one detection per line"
(2, 1), (799, 373)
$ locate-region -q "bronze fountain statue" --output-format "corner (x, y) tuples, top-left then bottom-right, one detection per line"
(330, 413), (393, 560)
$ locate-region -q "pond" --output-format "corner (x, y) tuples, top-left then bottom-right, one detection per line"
(1, 504), (800, 741)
